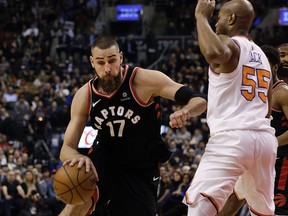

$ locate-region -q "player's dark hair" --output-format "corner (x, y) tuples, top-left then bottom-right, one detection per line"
(91, 35), (119, 51)
(278, 43), (288, 49)
(261, 45), (280, 66)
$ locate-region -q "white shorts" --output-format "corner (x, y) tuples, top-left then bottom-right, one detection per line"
(183, 130), (277, 215)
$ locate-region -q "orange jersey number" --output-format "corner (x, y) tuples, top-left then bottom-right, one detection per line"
(241, 65), (270, 103)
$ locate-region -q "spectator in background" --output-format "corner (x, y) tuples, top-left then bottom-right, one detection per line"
(161, 171), (186, 215)
(20, 189), (53, 216)
(2, 86), (18, 110)
(157, 173), (171, 214)
(121, 34), (138, 64)
(162, 173), (191, 216)
(1, 170), (26, 216)
(6, 154), (16, 171)
(181, 147), (196, 167)
(0, 147), (7, 166)
(21, 170), (39, 198)
(142, 30), (158, 66)
(15, 157), (26, 174)
(22, 23), (39, 38)
(38, 169), (62, 216)
(175, 126), (192, 144)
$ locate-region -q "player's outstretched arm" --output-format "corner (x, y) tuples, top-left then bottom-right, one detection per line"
(133, 68), (207, 129)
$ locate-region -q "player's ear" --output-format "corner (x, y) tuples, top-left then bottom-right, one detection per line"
(275, 64), (279, 72)
(90, 55), (95, 68)
(229, 13), (236, 25)
(120, 51), (123, 64)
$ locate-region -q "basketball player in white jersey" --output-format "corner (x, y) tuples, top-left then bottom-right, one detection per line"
(180, 0), (277, 215)
(218, 46), (288, 216)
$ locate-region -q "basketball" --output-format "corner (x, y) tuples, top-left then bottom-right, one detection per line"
(53, 163), (98, 205)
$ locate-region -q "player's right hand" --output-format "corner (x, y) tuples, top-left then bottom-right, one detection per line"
(63, 156), (99, 182)
(169, 108), (190, 128)
(195, 0), (216, 19)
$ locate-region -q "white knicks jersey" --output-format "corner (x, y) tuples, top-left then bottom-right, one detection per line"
(207, 36), (275, 136)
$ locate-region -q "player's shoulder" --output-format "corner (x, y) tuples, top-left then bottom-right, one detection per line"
(274, 83), (288, 105)
(72, 82), (90, 103)
(77, 82), (90, 94)
(133, 67), (166, 83)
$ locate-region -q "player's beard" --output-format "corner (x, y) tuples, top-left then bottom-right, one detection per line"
(98, 66), (122, 94)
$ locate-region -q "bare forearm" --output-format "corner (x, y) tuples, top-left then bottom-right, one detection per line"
(17, 186), (26, 198)
(185, 97), (207, 117)
(2, 186), (9, 198)
(60, 143), (84, 162)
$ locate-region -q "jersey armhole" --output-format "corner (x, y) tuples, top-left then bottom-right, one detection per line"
(129, 67), (154, 107)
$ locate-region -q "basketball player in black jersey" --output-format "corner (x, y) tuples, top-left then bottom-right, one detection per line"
(58, 35), (207, 216)
(278, 43), (288, 83)
(218, 46), (288, 215)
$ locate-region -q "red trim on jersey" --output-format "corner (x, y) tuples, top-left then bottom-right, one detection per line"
(249, 205), (274, 216)
(91, 65), (129, 99)
(88, 145), (93, 155)
(129, 67), (154, 107)
(272, 80), (287, 112)
(185, 192), (219, 213)
(277, 157), (288, 191)
(200, 192), (219, 214)
(273, 80), (286, 91)
(85, 186), (99, 216)
(272, 106), (282, 112)
(87, 82), (92, 113)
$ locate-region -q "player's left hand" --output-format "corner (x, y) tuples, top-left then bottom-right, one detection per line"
(169, 109), (190, 128)
(195, 0), (216, 19)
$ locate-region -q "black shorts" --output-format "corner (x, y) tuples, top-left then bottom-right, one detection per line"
(88, 144), (160, 216)
(274, 150), (288, 215)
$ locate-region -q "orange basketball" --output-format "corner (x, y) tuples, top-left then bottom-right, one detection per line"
(53, 163), (98, 205)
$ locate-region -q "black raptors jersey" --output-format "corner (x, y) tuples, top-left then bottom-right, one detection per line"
(88, 65), (167, 170)
(272, 80), (288, 215)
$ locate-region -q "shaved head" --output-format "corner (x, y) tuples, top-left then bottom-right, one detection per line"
(221, 0), (255, 35)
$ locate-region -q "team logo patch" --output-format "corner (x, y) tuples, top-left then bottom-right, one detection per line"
(274, 193), (286, 207)
(120, 91), (131, 101)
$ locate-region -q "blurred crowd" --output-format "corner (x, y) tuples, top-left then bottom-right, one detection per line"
(0, 0), (287, 216)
